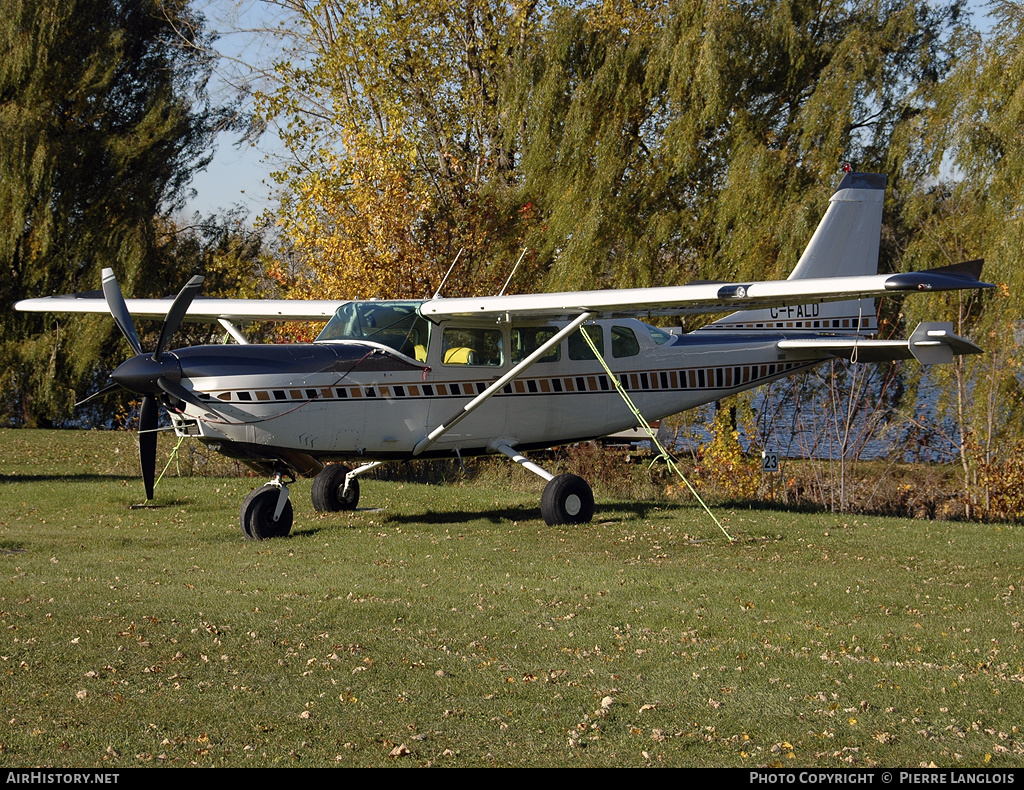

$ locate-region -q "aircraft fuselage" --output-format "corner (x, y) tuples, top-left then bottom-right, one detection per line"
(169, 312), (820, 473)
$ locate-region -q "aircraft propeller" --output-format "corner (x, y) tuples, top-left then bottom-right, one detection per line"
(91, 268), (208, 500)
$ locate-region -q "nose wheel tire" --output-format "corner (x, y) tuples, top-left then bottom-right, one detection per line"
(311, 464), (360, 512)
(241, 485), (293, 540)
(541, 473), (594, 526)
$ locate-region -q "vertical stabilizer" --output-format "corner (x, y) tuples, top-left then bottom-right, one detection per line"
(704, 172), (886, 335)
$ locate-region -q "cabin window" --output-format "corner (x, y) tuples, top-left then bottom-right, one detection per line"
(568, 326), (604, 360)
(611, 326), (640, 358)
(442, 327), (504, 366)
(511, 326), (561, 364)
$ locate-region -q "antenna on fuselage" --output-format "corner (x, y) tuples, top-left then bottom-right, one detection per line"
(498, 248), (528, 297)
(432, 248), (464, 299)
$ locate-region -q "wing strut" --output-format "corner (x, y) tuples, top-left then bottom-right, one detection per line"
(218, 318), (250, 344)
(412, 312), (593, 457)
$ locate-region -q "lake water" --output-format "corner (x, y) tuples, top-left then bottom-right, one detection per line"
(668, 360), (966, 464)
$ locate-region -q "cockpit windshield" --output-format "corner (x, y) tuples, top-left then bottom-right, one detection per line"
(316, 301), (429, 361)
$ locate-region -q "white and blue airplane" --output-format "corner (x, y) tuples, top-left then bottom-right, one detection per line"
(16, 171), (991, 538)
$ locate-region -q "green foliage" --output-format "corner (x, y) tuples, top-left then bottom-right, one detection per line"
(257, 0), (970, 309)
(506, 0), (967, 289)
(0, 0), (230, 426)
(895, 1), (1024, 512)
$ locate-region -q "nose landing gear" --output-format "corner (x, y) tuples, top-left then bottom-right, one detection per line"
(240, 474), (293, 540)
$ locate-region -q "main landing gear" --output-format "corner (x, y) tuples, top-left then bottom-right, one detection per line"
(540, 473), (595, 526)
(492, 443), (595, 526)
(310, 463), (360, 512)
(238, 452), (594, 539)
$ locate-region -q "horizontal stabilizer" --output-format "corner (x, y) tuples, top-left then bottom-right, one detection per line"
(907, 322), (983, 364)
(777, 322), (982, 365)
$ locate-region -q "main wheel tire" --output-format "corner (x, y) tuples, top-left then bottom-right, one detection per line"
(311, 464), (359, 512)
(540, 473), (594, 526)
(241, 485), (293, 540)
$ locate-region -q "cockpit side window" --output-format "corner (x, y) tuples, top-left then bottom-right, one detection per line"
(611, 326), (640, 358)
(316, 301), (428, 360)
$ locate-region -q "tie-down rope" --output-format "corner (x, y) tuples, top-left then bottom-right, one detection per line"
(579, 325), (733, 542)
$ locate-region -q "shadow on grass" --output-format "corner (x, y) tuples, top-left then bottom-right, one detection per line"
(372, 505), (539, 526)
(213, 501), (774, 544)
(0, 473), (141, 484)
(376, 499), (697, 527)
(713, 496), (830, 515)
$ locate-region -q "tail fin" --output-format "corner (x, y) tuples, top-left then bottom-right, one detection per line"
(705, 171), (886, 335)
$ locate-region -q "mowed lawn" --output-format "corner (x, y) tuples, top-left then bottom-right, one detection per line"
(1, 429), (1022, 767)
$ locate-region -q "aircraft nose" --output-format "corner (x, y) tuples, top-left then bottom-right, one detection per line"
(110, 353), (183, 395)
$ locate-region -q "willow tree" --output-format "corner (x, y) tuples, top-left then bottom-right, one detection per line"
(0, 0), (228, 426)
(501, 0), (969, 509)
(259, 0), (547, 302)
(898, 0), (1024, 515)
(507, 0), (968, 291)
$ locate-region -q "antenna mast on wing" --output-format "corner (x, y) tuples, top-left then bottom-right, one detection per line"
(498, 248), (528, 296)
(432, 248), (464, 299)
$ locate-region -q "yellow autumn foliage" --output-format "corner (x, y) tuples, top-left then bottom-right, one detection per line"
(694, 402), (761, 501)
(257, 0), (547, 304)
(278, 131), (439, 301)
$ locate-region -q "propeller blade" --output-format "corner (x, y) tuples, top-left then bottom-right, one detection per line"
(101, 268), (143, 357)
(139, 395), (158, 501)
(74, 380), (121, 408)
(155, 275), (205, 361)
(156, 375), (218, 415)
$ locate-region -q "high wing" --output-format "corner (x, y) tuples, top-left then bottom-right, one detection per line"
(13, 168), (990, 326)
(419, 261), (990, 321)
(14, 290), (341, 323)
(14, 261), (989, 325)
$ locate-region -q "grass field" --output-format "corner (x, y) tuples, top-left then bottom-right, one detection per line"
(1, 429), (1022, 767)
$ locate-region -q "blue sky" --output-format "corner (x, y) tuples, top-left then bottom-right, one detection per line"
(185, 133), (275, 220)
(180, 0), (285, 220)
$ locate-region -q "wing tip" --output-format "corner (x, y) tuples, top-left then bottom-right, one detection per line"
(885, 259), (992, 292)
